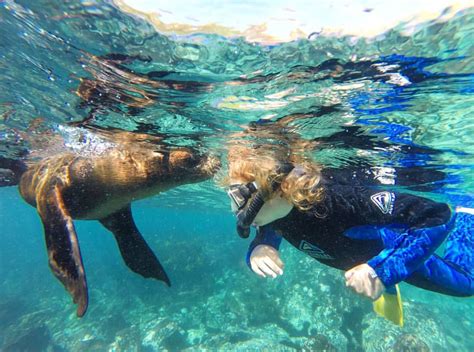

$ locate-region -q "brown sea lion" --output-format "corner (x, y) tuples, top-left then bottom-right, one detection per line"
(2, 128), (219, 317)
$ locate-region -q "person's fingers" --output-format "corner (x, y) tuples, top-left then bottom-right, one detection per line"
(347, 274), (367, 296)
(346, 276), (354, 287)
(344, 269), (355, 281)
(354, 282), (364, 294)
(258, 260), (278, 278)
(347, 280), (358, 292)
(369, 279), (383, 300)
(262, 256), (283, 275)
(272, 255), (285, 271)
(250, 260), (267, 278)
(360, 274), (377, 299)
(362, 279), (372, 297)
(346, 270), (358, 286)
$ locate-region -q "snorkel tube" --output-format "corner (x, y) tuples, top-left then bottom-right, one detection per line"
(235, 162), (294, 238)
(236, 191), (265, 238)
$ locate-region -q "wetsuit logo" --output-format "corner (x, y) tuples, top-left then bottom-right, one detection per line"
(370, 191), (395, 214)
(299, 240), (334, 260)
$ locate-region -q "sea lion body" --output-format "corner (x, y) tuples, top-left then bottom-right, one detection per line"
(12, 132), (219, 317)
(20, 147), (214, 219)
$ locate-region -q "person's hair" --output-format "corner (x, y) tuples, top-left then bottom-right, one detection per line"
(280, 163), (324, 211)
(221, 145), (324, 212)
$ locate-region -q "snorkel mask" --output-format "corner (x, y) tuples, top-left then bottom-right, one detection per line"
(227, 162), (294, 239)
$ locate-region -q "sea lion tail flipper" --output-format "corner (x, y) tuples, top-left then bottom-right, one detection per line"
(99, 206), (171, 286)
(37, 182), (88, 317)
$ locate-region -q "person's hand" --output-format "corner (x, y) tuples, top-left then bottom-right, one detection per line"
(250, 245), (284, 278)
(345, 264), (385, 300)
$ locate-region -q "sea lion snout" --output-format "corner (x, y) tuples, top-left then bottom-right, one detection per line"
(169, 150), (220, 178)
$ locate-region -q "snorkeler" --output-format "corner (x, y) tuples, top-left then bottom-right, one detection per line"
(224, 149), (473, 326)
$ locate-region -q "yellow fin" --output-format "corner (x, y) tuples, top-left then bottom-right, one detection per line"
(373, 285), (404, 327)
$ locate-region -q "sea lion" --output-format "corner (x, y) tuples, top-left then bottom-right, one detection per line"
(2, 128), (219, 317)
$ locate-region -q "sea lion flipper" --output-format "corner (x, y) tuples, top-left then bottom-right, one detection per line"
(36, 183), (88, 317)
(99, 205), (171, 286)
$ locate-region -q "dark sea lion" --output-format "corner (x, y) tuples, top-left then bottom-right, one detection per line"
(2, 128), (219, 317)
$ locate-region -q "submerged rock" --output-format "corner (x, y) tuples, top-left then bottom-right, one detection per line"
(391, 334), (430, 352)
(2, 325), (51, 352)
(219, 337), (292, 351)
(363, 302), (446, 352)
(303, 334), (338, 352)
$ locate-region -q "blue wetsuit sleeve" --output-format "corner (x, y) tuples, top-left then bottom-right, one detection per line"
(368, 205), (454, 287)
(246, 225), (282, 268)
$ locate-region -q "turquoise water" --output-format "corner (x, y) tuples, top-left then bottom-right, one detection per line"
(0, 1), (473, 351)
